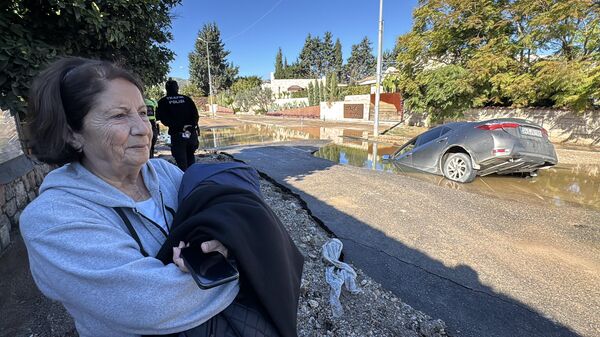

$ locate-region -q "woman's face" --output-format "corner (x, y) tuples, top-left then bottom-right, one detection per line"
(76, 78), (151, 174)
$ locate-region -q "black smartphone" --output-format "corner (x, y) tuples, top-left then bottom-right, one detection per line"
(180, 247), (239, 289)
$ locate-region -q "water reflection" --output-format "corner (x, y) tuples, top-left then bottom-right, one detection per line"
(316, 142), (398, 172)
(197, 124), (372, 149)
(314, 144), (600, 211)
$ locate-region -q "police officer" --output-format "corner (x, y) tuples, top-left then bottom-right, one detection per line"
(156, 79), (200, 171)
(144, 98), (159, 158)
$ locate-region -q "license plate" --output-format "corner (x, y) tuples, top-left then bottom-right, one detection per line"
(520, 127), (542, 137)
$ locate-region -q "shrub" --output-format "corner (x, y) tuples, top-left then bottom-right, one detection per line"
(291, 90), (308, 98)
(341, 85), (371, 96)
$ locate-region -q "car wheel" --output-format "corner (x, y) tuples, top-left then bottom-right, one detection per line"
(443, 153), (477, 183)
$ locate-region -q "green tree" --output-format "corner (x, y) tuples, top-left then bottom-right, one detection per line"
(0, 0), (180, 116)
(231, 76), (262, 94)
(314, 80), (321, 103)
(344, 37), (376, 84)
(307, 81), (315, 105)
(533, 59), (598, 110)
(383, 49), (398, 69)
(251, 87), (274, 113)
(415, 65), (474, 124)
(298, 33), (321, 77)
(321, 32), (336, 76)
(297, 32), (340, 78)
(274, 47), (284, 79)
(179, 83), (204, 97)
(145, 85), (165, 101)
(234, 89), (253, 112)
(216, 90), (235, 108)
(189, 22), (239, 95)
(525, 0), (599, 61)
(333, 38), (343, 79)
(282, 61), (306, 79)
(319, 80), (326, 102)
(394, 0), (600, 113)
(326, 72), (340, 101)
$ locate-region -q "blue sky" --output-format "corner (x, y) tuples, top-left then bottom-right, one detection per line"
(166, 0), (418, 80)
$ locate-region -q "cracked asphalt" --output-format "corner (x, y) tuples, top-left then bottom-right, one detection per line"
(225, 141), (600, 337)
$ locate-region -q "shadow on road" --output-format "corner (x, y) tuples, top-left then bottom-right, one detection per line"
(230, 143), (582, 337)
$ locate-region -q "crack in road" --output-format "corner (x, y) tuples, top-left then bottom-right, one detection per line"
(335, 235), (551, 322)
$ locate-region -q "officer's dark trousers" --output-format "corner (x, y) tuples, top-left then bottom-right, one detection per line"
(170, 131), (199, 171)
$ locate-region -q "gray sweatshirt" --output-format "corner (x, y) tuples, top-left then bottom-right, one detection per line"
(19, 159), (239, 337)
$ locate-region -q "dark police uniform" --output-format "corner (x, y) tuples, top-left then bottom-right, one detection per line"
(156, 94), (199, 171)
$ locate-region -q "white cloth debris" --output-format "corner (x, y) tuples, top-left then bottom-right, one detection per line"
(322, 238), (361, 317)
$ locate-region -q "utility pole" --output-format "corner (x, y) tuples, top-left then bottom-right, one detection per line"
(373, 0), (384, 137)
(199, 37), (215, 118)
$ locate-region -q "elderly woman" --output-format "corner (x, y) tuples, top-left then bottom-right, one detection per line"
(19, 57), (238, 337)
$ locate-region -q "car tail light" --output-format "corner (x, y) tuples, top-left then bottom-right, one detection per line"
(476, 123), (520, 131)
(541, 128), (548, 137)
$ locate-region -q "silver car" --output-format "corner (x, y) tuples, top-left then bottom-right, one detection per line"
(389, 118), (558, 183)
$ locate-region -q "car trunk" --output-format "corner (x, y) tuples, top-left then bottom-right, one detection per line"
(502, 122), (555, 159)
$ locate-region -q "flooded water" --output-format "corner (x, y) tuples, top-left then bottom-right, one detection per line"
(315, 143), (600, 211)
(197, 123), (374, 149)
(189, 122), (598, 211)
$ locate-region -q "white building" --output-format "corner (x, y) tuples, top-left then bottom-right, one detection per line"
(262, 72), (326, 98)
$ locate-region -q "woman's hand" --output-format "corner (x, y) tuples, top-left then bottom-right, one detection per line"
(172, 240), (229, 273)
(201, 239), (228, 258)
(172, 241), (189, 273)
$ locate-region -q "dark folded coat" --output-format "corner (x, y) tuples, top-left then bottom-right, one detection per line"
(156, 184), (304, 337)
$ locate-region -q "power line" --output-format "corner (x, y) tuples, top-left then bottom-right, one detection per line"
(223, 0), (283, 43)
(199, 0), (283, 44)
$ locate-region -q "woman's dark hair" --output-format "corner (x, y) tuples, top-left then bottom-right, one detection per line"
(27, 57), (144, 165)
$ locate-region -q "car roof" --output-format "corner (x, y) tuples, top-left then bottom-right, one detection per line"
(437, 122), (470, 130)
(473, 118), (540, 127)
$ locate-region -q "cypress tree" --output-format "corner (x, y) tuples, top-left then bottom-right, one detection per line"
(324, 73), (330, 100)
(328, 72), (339, 101)
(315, 80), (321, 104)
(333, 74), (339, 100)
(333, 38), (343, 80)
(308, 81), (314, 106)
(274, 47), (284, 79)
(319, 80), (325, 102)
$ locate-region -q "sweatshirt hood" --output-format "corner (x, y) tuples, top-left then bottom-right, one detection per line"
(39, 161), (162, 208)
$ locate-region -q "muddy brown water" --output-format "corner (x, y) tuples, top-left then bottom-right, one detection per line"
(197, 123), (599, 211)
(314, 143), (600, 211)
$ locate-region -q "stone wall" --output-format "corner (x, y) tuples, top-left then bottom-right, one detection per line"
(403, 108), (600, 146)
(267, 105), (320, 118)
(0, 158), (53, 254)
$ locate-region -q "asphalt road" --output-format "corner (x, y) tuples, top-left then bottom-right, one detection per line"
(225, 141), (600, 337)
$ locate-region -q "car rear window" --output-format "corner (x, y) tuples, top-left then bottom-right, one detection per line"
(440, 127), (452, 136)
(416, 128), (442, 146)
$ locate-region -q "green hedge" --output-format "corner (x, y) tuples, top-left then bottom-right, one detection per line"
(291, 90), (308, 98)
(341, 85), (371, 96)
